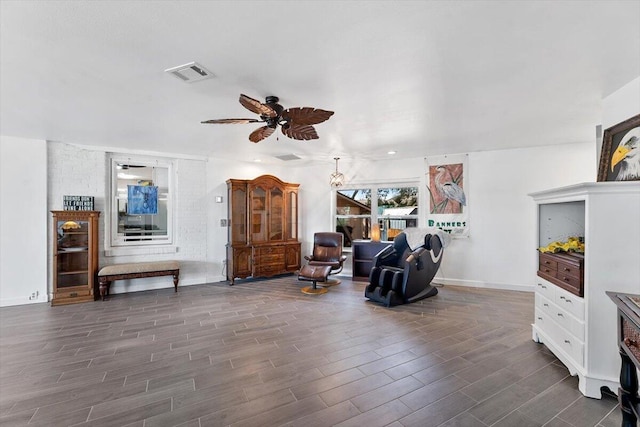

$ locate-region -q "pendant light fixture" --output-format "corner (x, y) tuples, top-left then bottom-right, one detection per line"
(329, 157), (345, 188)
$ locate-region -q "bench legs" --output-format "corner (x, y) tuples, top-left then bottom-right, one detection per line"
(98, 278), (110, 301)
(173, 272), (179, 292)
(97, 269), (180, 301)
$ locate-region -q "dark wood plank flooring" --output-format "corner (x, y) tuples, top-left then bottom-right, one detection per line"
(0, 277), (621, 427)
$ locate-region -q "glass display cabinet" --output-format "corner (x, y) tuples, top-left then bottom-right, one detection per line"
(51, 210), (100, 305)
(226, 175), (300, 284)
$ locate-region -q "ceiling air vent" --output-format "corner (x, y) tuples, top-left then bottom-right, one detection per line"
(164, 62), (214, 83)
(275, 154), (302, 161)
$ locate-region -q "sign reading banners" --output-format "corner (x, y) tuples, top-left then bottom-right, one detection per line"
(63, 195), (95, 211)
(425, 154), (470, 237)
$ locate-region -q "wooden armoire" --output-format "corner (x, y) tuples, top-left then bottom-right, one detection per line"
(226, 175), (300, 284)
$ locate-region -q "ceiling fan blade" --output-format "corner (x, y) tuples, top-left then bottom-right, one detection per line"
(281, 124), (319, 141)
(201, 118), (262, 124)
(239, 94), (277, 118)
(249, 126), (275, 143)
(282, 107), (334, 125)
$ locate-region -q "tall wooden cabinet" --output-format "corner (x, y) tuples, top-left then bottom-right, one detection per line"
(51, 210), (100, 305)
(226, 175), (300, 284)
(530, 182), (640, 398)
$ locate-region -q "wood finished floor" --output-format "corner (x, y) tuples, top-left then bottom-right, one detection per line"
(0, 277), (621, 427)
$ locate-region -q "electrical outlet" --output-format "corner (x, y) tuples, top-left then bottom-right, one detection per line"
(29, 291), (39, 300)
(220, 219), (228, 227)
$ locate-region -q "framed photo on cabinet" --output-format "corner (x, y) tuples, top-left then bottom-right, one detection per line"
(597, 114), (640, 182)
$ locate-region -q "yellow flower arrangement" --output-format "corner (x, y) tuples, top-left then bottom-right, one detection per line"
(539, 236), (584, 254)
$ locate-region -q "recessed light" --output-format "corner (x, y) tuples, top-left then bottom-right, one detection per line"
(388, 150), (397, 155)
(254, 159), (262, 163)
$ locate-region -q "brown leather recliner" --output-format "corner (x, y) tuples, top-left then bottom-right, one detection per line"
(304, 232), (348, 285)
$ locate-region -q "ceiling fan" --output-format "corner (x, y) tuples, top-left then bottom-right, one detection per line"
(202, 94), (334, 143)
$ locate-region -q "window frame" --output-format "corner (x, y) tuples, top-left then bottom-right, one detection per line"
(334, 181), (420, 247)
(106, 155), (175, 254)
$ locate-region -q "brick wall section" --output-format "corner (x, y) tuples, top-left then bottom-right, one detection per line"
(172, 158), (208, 283)
(47, 142), (209, 296)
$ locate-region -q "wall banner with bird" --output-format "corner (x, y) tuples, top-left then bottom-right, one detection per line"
(425, 154), (469, 237)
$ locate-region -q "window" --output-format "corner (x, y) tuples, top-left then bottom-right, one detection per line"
(335, 184), (419, 246)
(108, 156), (173, 248)
(376, 186), (418, 241)
(336, 188), (372, 247)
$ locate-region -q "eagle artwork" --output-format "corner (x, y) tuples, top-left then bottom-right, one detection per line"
(610, 126), (640, 181)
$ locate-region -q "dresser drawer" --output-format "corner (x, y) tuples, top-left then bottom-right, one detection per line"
(558, 333), (584, 366)
(535, 278), (555, 301)
(553, 286), (584, 320)
(254, 246), (285, 257)
(256, 253), (285, 264)
(554, 273), (582, 296)
(536, 293), (584, 340)
(534, 308), (550, 331)
(539, 253), (558, 271)
(552, 306), (585, 340)
(537, 252), (584, 297)
(535, 307), (584, 366)
(556, 259), (581, 279)
(535, 293), (554, 316)
(254, 246), (285, 265)
(554, 327), (584, 366)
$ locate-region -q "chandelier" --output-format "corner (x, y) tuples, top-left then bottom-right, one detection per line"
(329, 157), (345, 188)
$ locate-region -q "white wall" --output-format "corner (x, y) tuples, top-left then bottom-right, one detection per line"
(0, 136), (48, 305)
(441, 144), (594, 290)
(602, 76), (640, 129)
(291, 145), (594, 292)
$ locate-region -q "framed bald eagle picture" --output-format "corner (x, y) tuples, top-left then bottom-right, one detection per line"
(598, 114), (640, 182)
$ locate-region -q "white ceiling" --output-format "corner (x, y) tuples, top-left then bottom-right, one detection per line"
(1, 1), (638, 166)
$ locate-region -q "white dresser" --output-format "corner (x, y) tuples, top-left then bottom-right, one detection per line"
(530, 182), (640, 398)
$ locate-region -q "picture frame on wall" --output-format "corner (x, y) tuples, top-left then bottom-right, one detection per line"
(597, 113), (640, 182)
(127, 185), (158, 215)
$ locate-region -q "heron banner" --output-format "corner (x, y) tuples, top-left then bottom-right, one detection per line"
(425, 153), (469, 237)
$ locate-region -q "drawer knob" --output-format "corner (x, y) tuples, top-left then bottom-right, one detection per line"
(537, 317), (542, 320)
(538, 284), (546, 289)
(564, 340), (571, 344)
(543, 303), (549, 307)
(557, 313), (563, 317)
(624, 337), (638, 348)
(559, 296), (565, 300)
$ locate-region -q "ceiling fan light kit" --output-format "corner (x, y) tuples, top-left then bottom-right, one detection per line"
(202, 94), (334, 143)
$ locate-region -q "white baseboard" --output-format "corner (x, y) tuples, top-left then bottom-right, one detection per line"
(0, 294), (48, 307)
(433, 277), (533, 293)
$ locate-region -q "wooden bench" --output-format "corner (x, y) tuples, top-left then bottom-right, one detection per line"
(97, 261), (179, 300)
